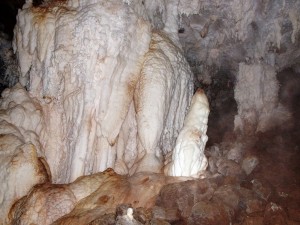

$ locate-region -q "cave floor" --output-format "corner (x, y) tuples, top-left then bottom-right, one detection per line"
(238, 128), (300, 224)
(234, 94), (300, 224)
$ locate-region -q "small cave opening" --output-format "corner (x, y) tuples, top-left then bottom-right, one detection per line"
(277, 67), (300, 133)
(0, 0), (24, 93)
(0, 0), (24, 40)
(200, 70), (237, 146)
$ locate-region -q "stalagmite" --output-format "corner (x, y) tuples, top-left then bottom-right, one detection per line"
(234, 63), (290, 135)
(165, 88), (210, 178)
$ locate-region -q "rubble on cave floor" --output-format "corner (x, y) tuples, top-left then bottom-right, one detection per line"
(9, 129), (300, 225)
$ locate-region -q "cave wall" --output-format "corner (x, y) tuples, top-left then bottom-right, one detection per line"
(178, 0), (300, 137)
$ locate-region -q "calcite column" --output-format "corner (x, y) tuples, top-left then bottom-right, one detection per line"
(234, 63), (289, 135)
(165, 89), (210, 178)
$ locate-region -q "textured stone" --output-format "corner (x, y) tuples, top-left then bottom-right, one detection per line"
(10, 183), (77, 225)
(212, 185), (240, 210)
(134, 207), (152, 224)
(227, 145), (243, 163)
(242, 156), (259, 175)
(264, 202), (288, 225)
(9, 171), (171, 224)
(187, 201), (230, 225)
(150, 219), (170, 225)
(88, 214), (116, 225)
(208, 156), (218, 173)
(288, 207), (300, 222)
(251, 179), (273, 201)
(216, 159), (242, 177)
(238, 187), (266, 215)
(242, 216), (264, 225)
(156, 179), (216, 218)
(151, 206), (180, 223)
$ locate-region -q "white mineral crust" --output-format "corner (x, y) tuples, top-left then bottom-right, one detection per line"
(0, 84), (50, 224)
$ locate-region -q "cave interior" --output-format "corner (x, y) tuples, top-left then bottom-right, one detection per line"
(0, 0), (300, 224)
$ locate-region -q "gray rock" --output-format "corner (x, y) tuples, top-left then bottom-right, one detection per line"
(206, 145), (222, 158)
(227, 145), (243, 163)
(151, 206), (179, 223)
(208, 156), (218, 173)
(242, 156), (259, 175)
(156, 179), (216, 218)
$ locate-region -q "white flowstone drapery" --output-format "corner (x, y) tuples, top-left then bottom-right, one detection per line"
(0, 0), (211, 223)
(10, 0), (209, 183)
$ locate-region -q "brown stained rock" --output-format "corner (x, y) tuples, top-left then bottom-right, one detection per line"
(264, 202), (288, 225)
(288, 207), (300, 222)
(9, 171), (172, 224)
(134, 207), (152, 224)
(242, 216), (264, 225)
(150, 219), (171, 225)
(0, 133), (50, 224)
(156, 179), (216, 218)
(286, 221), (300, 225)
(187, 201), (230, 225)
(152, 206), (166, 221)
(242, 156), (259, 175)
(88, 213), (116, 225)
(10, 183), (77, 225)
(238, 186), (266, 215)
(212, 185), (240, 210)
(245, 199), (265, 214)
(216, 158), (243, 177)
(251, 179), (273, 201)
(211, 184), (240, 220)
